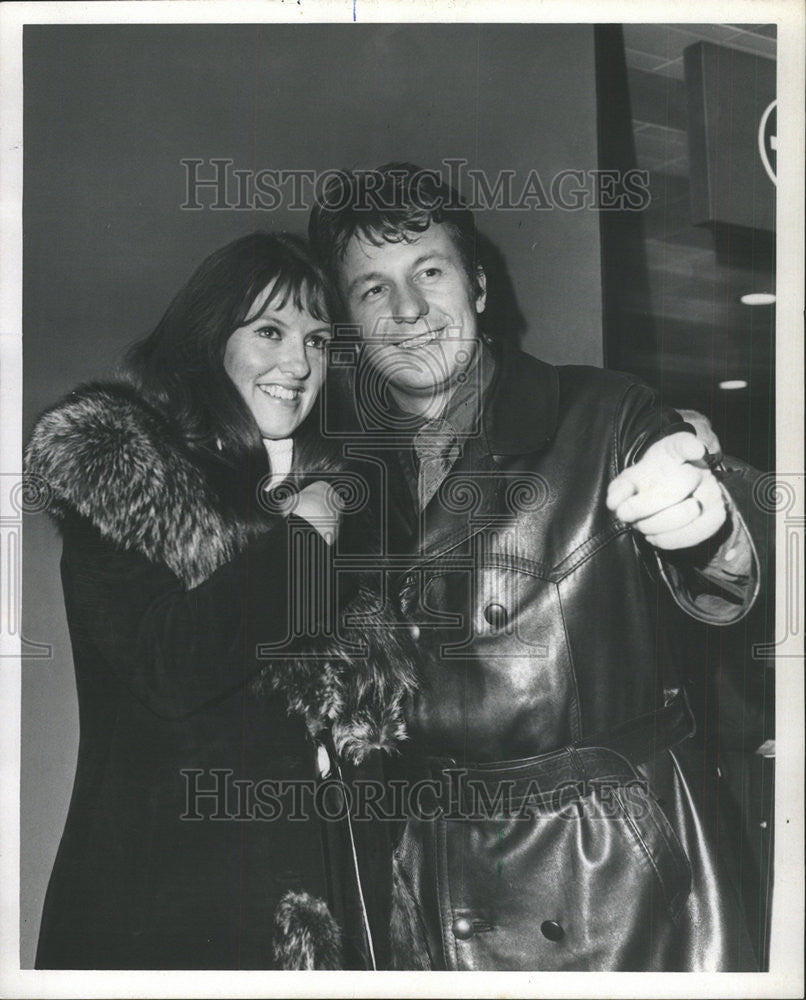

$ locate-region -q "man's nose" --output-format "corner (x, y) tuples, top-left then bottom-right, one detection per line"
(390, 284), (429, 323)
(277, 336), (311, 379)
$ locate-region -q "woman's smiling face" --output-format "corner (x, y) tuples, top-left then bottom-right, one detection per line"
(223, 279), (331, 440)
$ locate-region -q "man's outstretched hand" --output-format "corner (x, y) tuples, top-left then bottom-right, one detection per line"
(606, 432), (726, 550)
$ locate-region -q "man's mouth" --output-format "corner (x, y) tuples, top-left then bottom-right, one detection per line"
(393, 328), (443, 350)
(257, 383), (303, 401)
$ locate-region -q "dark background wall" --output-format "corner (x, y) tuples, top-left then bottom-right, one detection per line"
(21, 23), (604, 965)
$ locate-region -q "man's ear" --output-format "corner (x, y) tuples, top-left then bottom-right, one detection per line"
(475, 266), (487, 313)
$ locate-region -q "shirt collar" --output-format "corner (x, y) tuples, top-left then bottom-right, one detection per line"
(379, 336), (559, 456)
(438, 339), (494, 441)
(383, 338), (492, 439)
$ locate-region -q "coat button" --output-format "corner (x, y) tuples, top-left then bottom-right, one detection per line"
(452, 916), (474, 940)
(409, 624), (421, 642)
(484, 602), (508, 630)
(541, 920), (564, 941)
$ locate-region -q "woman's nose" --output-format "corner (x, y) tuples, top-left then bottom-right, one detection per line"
(277, 335), (311, 379)
(391, 284), (429, 323)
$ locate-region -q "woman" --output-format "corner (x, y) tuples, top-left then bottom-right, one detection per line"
(25, 232), (415, 970)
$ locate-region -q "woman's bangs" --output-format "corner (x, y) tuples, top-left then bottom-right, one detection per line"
(244, 267), (330, 325)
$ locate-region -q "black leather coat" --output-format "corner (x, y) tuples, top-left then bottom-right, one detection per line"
(374, 345), (761, 971)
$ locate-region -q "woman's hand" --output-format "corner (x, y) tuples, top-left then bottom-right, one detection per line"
(293, 480), (341, 544)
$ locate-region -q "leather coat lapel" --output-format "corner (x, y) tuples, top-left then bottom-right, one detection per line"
(416, 341), (560, 561)
(484, 340), (559, 457)
(341, 441), (418, 560)
(418, 428), (502, 559)
(385, 445), (419, 557)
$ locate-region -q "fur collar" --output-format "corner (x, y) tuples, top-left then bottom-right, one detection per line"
(25, 382), (245, 588)
(25, 381), (417, 764)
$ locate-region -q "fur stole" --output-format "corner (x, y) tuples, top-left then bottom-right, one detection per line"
(24, 381), (417, 766)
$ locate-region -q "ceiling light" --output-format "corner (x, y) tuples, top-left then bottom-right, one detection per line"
(719, 379), (748, 390)
(739, 292), (776, 306)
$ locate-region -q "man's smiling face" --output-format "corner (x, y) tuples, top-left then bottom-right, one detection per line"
(337, 223), (486, 413)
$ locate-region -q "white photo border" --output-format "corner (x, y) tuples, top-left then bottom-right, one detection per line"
(1, 1), (802, 997)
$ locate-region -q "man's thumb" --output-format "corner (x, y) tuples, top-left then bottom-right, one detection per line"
(666, 431), (707, 464)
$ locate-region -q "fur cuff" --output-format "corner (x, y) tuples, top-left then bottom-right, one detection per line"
(261, 585), (419, 765)
(273, 891), (342, 970)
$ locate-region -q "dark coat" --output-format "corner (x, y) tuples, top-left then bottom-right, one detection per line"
(375, 344), (763, 971)
(24, 383), (416, 970)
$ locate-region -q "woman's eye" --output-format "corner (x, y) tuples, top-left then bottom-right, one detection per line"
(256, 325), (281, 339)
(305, 334), (330, 350)
(362, 284), (385, 301)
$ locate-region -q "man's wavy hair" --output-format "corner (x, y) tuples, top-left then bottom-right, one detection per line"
(308, 162), (484, 301)
(126, 232), (347, 513)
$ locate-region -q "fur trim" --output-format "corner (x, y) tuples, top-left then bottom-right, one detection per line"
(25, 382), (417, 763)
(24, 382), (241, 588)
(262, 585), (418, 764)
(390, 853), (432, 970)
(273, 891), (342, 970)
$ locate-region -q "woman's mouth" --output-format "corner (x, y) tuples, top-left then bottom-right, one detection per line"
(257, 383), (303, 401)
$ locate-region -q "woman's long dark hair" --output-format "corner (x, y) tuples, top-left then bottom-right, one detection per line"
(126, 232), (348, 516)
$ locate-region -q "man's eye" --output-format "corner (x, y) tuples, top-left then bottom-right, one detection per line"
(256, 325), (281, 339)
(362, 285), (385, 301)
(418, 267), (442, 280)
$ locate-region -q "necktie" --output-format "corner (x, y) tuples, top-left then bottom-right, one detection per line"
(413, 419), (461, 509)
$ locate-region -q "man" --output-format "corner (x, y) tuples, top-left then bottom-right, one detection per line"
(308, 163), (760, 971)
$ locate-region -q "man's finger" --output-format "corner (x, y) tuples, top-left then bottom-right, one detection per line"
(646, 502), (726, 550)
(633, 495), (704, 537)
(692, 474), (723, 506)
(613, 464), (702, 523)
(678, 409), (723, 460)
(608, 432), (707, 514)
(661, 431), (707, 464)
(606, 476), (638, 511)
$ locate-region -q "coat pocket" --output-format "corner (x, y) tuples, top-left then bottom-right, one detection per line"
(610, 780), (693, 922)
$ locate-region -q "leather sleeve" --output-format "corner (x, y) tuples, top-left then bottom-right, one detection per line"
(615, 382), (760, 625)
(60, 512), (333, 719)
